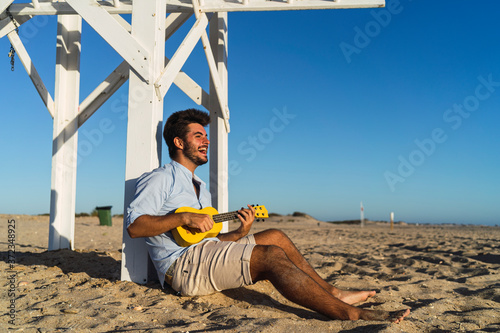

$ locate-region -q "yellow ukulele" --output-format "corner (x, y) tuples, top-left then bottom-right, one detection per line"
(171, 205), (268, 247)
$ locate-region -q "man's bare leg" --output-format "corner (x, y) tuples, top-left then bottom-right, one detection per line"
(253, 229), (375, 305)
(250, 244), (410, 322)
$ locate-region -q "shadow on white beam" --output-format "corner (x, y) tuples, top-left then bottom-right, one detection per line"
(196, 0), (385, 12)
(6, 0), (384, 16)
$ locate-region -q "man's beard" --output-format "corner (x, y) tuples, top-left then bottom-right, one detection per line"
(184, 141), (208, 166)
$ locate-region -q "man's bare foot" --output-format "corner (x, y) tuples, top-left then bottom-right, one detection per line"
(360, 308), (410, 323)
(335, 289), (376, 305)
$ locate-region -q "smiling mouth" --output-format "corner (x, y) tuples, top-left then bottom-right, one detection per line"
(198, 147), (208, 155)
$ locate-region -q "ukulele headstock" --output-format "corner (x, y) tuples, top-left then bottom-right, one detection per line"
(251, 204), (269, 221)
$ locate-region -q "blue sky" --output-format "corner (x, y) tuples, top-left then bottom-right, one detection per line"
(1, 0), (499, 225)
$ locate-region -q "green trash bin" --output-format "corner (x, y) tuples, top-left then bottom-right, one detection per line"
(96, 206), (112, 226)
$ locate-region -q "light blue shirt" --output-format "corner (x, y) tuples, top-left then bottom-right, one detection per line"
(127, 160), (217, 287)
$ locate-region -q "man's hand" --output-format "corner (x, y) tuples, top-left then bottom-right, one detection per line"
(182, 212), (214, 233)
(128, 211), (215, 238)
(236, 204), (256, 235)
(217, 204), (256, 242)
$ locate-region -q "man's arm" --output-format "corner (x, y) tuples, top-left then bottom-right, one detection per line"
(127, 212), (215, 238)
(217, 205), (256, 242)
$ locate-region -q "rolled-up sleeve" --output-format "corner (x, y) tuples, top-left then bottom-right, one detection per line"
(126, 170), (170, 228)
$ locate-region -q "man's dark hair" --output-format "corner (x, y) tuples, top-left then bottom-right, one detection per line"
(164, 109), (210, 158)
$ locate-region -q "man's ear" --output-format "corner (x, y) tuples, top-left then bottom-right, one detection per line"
(173, 137), (184, 150)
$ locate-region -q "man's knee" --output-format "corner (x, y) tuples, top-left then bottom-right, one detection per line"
(250, 244), (296, 282)
(251, 244), (286, 273)
(253, 244), (286, 260)
(255, 228), (291, 245)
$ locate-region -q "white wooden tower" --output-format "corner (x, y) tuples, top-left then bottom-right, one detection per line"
(0, 0), (384, 284)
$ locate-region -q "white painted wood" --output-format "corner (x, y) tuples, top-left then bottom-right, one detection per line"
(48, 15), (82, 251)
(191, 0), (229, 131)
(165, 12), (192, 40)
(7, 0), (385, 16)
(111, 13), (131, 32)
(78, 56), (209, 128)
(200, 24), (230, 132)
(0, 13), (32, 39)
(154, 13), (209, 101)
(7, 30), (55, 117)
(174, 69), (210, 109)
(164, 12), (211, 109)
(195, 0), (385, 12)
(78, 60), (129, 127)
(121, 0), (166, 284)
(0, 0), (14, 16)
(109, 12), (193, 43)
(7, 1), (136, 16)
(208, 12), (229, 233)
(65, 0), (151, 83)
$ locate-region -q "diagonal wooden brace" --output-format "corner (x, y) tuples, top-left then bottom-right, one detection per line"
(78, 12), (208, 128)
(0, 0), (14, 17)
(193, 0), (230, 132)
(0, 13), (32, 38)
(154, 13), (209, 102)
(7, 29), (55, 117)
(65, 0), (150, 83)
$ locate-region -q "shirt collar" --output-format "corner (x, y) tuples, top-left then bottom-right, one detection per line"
(170, 160), (206, 186)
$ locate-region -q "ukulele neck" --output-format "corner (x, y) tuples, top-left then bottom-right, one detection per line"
(212, 210), (239, 223)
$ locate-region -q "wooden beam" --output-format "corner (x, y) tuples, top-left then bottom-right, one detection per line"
(208, 12), (229, 232)
(191, 0), (229, 131)
(48, 14), (82, 251)
(0, 14), (32, 39)
(6, 1), (138, 16)
(154, 13), (209, 101)
(6, 0), (384, 16)
(195, 0), (385, 12)
(165, 12), (192, 40)
(77, 11), (204, 127)
(121, 0), (167, 284)
(78, 55), (209, 128)
(0, 0), (14, 16)
(7, 30), (55, 117)
(65, 0), (151, 83)
(175, 69), (210, 109)
(199, 19), (230, 130)
(78, 60), (129, 127)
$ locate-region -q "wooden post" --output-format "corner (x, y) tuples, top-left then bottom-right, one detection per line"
(209, 12), (229, 232)
(48, 15), (81, 251)
(120, 0), (166, 284)
(390, 212), (394, 231)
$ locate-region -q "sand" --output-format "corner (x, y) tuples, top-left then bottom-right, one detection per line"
(1, 214), (499, 332)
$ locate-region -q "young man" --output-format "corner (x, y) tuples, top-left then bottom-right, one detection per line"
(127, 109), (410, 322)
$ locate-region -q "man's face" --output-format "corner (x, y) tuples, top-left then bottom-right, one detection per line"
(182, 123), (209, 166)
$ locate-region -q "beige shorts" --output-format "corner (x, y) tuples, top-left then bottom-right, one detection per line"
(170, 235), (256, 296)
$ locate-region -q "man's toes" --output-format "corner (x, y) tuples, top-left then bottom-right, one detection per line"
(390, 309), (410, 323)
